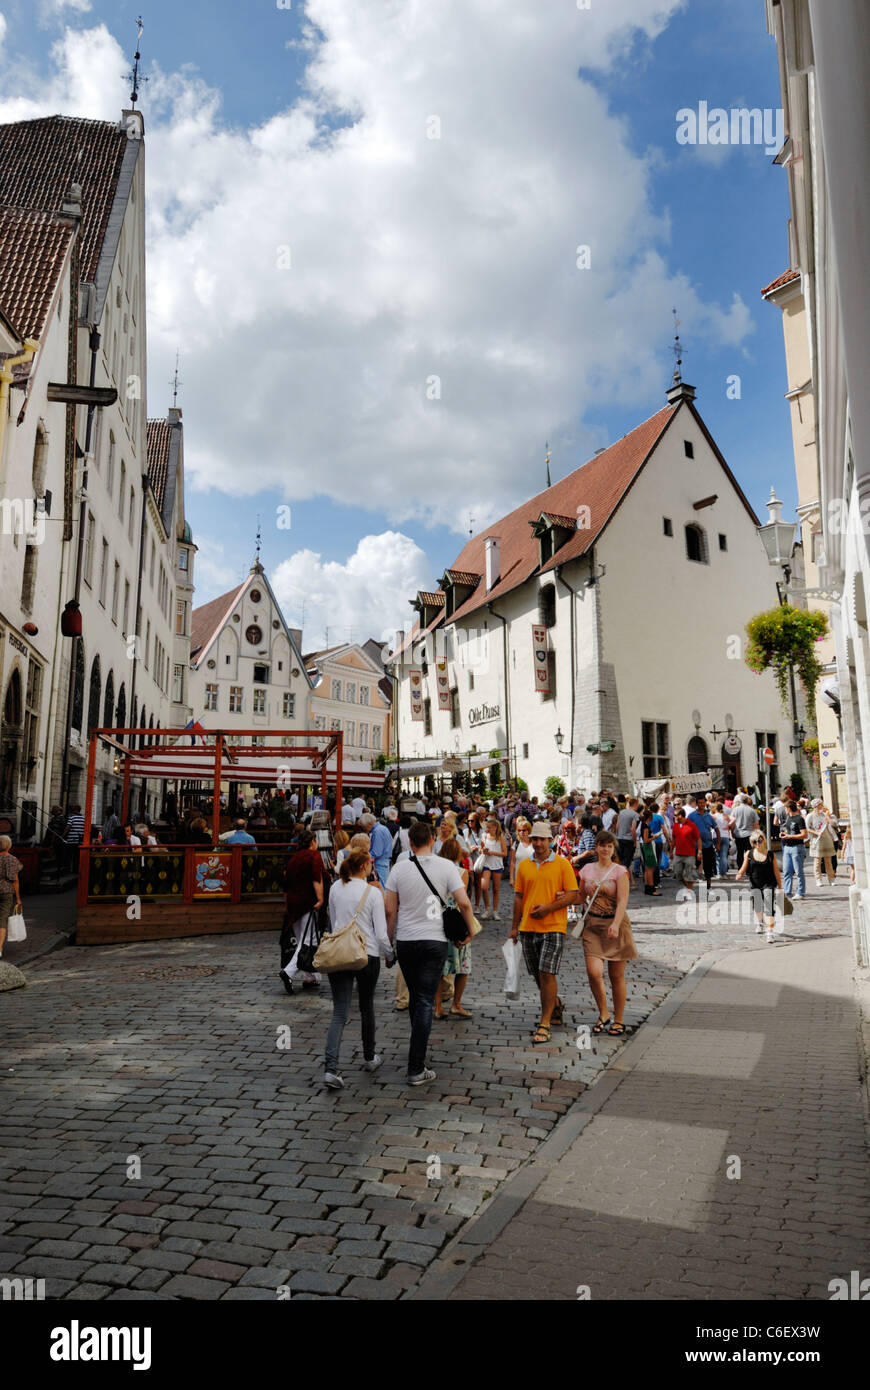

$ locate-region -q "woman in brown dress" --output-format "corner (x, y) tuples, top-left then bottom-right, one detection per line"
(575, 832), (637, 1036)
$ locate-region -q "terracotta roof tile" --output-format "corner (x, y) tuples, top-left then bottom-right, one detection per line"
(190, 583), (244, 662)
(537, 512), (577, 530)
(760, 269), (800, 297)
(146, 418), (171, 511)
(417, 591), (445, 607)
(0, 206), (74, 342)
(442, 568), (480, 587)
(0, 115), (128, 284)
(445, 404), (677, 623)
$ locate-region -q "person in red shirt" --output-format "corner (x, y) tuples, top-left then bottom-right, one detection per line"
(670, 809), (701, 888)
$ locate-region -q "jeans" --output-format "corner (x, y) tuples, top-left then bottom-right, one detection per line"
(396, 939), (449, 1077)
(716, 840), (730, 876)
(782, 844), (806, 897)
(324, 956), (381, 1073)
(374, 858), (391, 890)
(700, 844), (716, 883)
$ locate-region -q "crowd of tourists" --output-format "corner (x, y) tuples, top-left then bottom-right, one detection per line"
(273, 781), (850, 1094)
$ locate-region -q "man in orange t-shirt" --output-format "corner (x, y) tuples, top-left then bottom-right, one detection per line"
(510, 822), (577, 1043)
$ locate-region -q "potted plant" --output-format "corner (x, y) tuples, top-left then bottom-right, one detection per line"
(744, 606), (829, 719)
(544, 775), (566, 798)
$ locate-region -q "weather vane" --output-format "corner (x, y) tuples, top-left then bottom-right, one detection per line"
(170, 350), (182, 407)
(129, 17), (148, 108)
(545, 440), (552, 489)
(255, 516), (262, 564)
(671, 307), (687, 384)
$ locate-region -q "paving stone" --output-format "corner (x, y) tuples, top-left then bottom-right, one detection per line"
(159, 1273), (232, 1299)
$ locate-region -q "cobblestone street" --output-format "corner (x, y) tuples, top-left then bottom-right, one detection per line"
(0, 870), (862, 1300)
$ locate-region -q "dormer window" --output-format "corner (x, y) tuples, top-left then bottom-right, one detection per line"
(439, 570), (480, 620)
(531, 512), (575, 569)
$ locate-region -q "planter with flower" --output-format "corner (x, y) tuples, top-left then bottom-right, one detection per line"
(744, 605), (829, 720)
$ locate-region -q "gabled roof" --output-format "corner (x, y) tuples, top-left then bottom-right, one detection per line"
(0, 205), (74, 341)
(146, 418), (171, 511)
(0, 116), (129, 284)
(761, 269), (800, 298)
(190, 583), (244, 661)
(536, 511), (577, 530)
(416, 591), (445, 608)
(445, 403), (678, 623)
(441, 568), (480, 587)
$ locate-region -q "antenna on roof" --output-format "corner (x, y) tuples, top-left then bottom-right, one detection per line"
(170, 350), (182, 408)
(128, 17), (148, 108)
(671, 307), (685, 386)
(545, 440), (552, 489)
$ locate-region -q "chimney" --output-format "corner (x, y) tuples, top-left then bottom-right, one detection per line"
(485, 536), (501, 592)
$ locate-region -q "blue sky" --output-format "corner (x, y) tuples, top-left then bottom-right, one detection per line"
(1, 0), (796, 647)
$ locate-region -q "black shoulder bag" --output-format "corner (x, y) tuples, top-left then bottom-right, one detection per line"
(410, 855), (468, 944)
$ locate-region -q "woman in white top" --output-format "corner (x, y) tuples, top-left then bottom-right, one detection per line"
(712, 803), (734, 877)
(806, 800), (837, 886)
(509, 818), (535, 887)
(478, 815), (507, 920)
(323, 847), (394, 1090)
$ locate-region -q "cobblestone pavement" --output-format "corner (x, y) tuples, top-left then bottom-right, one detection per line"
(0, 869), (856, 1300)
(436, 932), (870, 1301)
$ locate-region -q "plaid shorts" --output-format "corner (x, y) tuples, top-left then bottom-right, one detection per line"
(521, 930), (565, 977)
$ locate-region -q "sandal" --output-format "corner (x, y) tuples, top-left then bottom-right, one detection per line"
(433, 1010), (447, 1020)
(607, 1020), (631, 1036)
(532, 1023), (551, 1044)
(591, 1015), (611, 1034)
(450, 1006), (472, 1018)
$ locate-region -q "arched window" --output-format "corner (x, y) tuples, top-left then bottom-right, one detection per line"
(685, 524), (708, 564)
(32, 421), (48, 497)
(72, 644), (85, 732)
(3, 669), (22, 727)
(538, 583), (556, 629)
(87, 656), (102, 736)
(115, 684), (126, 731)
(687, 736), (708, 773)
(103, 671), (115, 728)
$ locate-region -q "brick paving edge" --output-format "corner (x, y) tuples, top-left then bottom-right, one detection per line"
(408, 945), (750, 1302)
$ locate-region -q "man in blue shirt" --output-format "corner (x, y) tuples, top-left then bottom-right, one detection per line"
(224, 819), (256, 845)
(686, 797), (720, 891)
(362, 813), (393, 889)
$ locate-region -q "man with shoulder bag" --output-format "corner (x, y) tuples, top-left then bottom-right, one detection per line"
(384, 819), (476, 1085)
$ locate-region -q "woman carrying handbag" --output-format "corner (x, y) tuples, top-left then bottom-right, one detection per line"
(0, 835), (23, 957)
(322, 847), (394, 1089)
(281, 827), (324, 992)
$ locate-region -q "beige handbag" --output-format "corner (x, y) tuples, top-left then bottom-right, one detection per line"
(313, 886), (371, 973)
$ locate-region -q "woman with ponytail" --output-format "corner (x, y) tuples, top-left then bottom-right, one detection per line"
(323, 846), (394, 1090)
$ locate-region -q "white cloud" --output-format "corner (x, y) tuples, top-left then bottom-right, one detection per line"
(0, 14), (7, 52)
(0, 0), (753, 537)
(271, 531), (431, 649)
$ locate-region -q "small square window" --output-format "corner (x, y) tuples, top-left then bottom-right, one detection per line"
(684, 440), (694, 459)
(663, 517), (673, 537)
(718, 533), (727, 551)
(522, 742), (529, 759)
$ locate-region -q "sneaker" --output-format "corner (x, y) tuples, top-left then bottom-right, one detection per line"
(362, 1054), (382, 1072)
(766, 932), (775, 944)
(755, 924), (763, 934)
(407, 1067), (436, 1086)
(324, 1072), (344, 1089)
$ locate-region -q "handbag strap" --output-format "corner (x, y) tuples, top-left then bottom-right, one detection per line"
(410, 854), (446, 909)
(582, 866), (618, 919)
(344, 883), (372, 931)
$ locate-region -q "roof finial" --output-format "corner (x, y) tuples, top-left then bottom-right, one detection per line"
(545, 440), (552, 489)
(129, 16), (147, 108)
(170, 350), (182, 408)
(671, 307), (684, 386)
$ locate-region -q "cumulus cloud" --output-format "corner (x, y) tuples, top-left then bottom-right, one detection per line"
(0, 0), (754, 540)
(271, 531), (431, 649)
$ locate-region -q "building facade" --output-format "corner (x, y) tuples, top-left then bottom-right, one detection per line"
(304, 642), (392, 769)
(0, 111), (193, 831)
(394, 383), (794, 801)
(764, 0), (870, 964)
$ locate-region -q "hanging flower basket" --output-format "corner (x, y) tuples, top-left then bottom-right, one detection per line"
(801, 736), (820, 766)
(744, 605), (829, 719)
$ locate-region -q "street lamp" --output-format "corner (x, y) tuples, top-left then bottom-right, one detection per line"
(554, 727), (564, 752)
(757, 486), (803, 784)
(789, 724), (807, 754)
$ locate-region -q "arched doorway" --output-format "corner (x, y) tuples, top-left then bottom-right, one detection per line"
(721, 738), (742, 797)
(87, 656), (102, 737)
(1, 669), (23, 811)
(687, 735), (708, 774)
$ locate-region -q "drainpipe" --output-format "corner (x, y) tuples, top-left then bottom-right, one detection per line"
(0, 339), (39, 464)
(486, 602), (512, 787)
(554, 563), (579, 773)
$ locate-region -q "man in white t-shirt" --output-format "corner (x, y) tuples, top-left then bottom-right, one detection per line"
(385, 819), (475, 1086)
(341, 800), (356, 825)
(351, 795), (367, 820)
(415, 797), (427, 816)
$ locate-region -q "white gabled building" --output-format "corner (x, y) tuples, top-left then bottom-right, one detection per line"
(189, 560), (313, 750)
(303, 641), (392, 771)
(395, 382), (794, 801)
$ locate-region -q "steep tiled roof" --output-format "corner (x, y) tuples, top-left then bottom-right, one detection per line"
(760, 269), (800, 298)
(445, 404), (678, 623)
(537, 512), (577, 530)
(416, 591), (445, 607)
(190, 583), (244, 662)
(146, 418), (171, 511)
(442, 568), (481, 587)
(0, 116), (128, 283)
(0, 206), (74, 341)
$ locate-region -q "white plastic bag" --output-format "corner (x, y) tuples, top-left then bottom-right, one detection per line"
(502, 938), (521, 1000)
(6, 909), (26, 943)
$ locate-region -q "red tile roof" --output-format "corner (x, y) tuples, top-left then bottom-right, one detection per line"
(417, 591), (445, 607)
(0, 206), (73, 342)
(146, 418), (171, 512)
(760, 269), (800, 298)
(442, 568), (481, 587)
(538, 512), (577, 530)
(446, 404), (678, 622)
(0, 116), (128, 284)
(190, 583), (245, 662)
